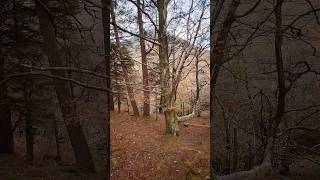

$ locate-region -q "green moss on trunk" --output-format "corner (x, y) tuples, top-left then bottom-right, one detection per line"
(164, 109), (179, 136)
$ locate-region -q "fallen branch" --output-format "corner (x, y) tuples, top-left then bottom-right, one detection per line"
(178, 111), (196, 122)
(183, 123), (210, 128)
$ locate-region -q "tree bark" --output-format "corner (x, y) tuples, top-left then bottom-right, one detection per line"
(271, 0), (286, 138)
(117, 93), (121, 113)
(137, 0), (150, 117)
(0, 55), (14, 154)
(195, 54), (201, 117)
(232, 128), (238, 172)
(53, 115), (61, 162)
(24, 88), (33, 164)
(101, 0), (111, 178)
(210, 0), (240, 177)
(110, 92), (115, 111)
(158, 0), (179, 135)
(35, 0), (95, 172)
(111, 2), (140, 116)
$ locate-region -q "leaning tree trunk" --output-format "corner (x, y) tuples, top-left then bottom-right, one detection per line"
(137, 0), (150, 117)
(158, 0), (179, 135)
(35, 0), (95, 172)
(111, 2), (140, 116)
(0, 55), (14, 154)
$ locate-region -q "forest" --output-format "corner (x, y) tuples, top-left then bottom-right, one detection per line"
(0, 0), (320, 179)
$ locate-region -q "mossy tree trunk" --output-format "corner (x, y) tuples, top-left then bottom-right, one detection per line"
(164, 109), (179, 136)
(157, 0), (179, 136)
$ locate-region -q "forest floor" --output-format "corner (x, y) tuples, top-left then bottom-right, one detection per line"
(110, 111), (211, 180)
(0, 154), (104, 179)
(1, 109), (319, 180)
(110, 111), (320, 180)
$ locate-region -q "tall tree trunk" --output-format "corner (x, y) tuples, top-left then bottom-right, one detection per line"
(159, 95), (164, 113)
(158, 0), (179, 135)
(271, 0), (285, 139)
(101, 0), (111, 177)
(110, 92), (115, 111)
(126, 98), (130, 113)
(232, 128), (238, 172)
(137, 0), (150, 117)
(117, 92), (121, 113)
(24, 87), (33, 164)
(210, 0), (240, 177)
(111, 2), (140, 116)
(195, 54), (201, 117)
(35, 0), (95, 172)
(0, 55), (14, 154)
(53, 116), (61, 162)
(272, 0), (289, 174)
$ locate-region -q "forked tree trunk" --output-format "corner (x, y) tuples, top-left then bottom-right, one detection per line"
(0, 55), (14, 154)
(111, 2), (140, 116)
(35, 0), (95, 172)
(137, 0), (150, 117)
(158, 0), (179, 135)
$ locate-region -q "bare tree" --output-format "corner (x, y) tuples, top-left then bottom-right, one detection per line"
(157, 0), (208, 135)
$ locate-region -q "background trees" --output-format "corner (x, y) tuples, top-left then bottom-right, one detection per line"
(0, 0), (111, 176)
(209, 0), (320, 179)
(1, 0), (319, 179)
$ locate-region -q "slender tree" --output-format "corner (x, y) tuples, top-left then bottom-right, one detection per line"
(101, 0), (111, 177)
(111, 1), (140, 116)
(137, 0), (150, 117)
